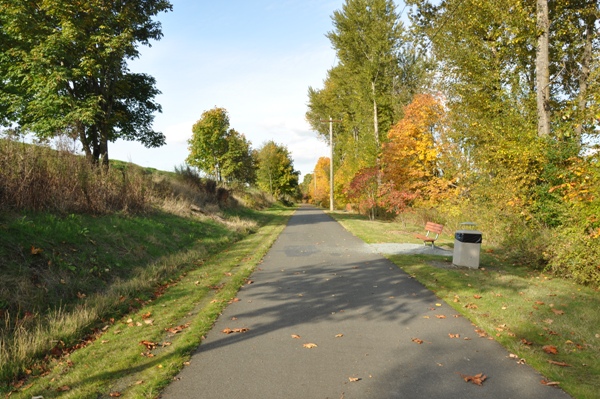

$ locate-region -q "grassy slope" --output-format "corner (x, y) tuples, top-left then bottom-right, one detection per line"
(1, 204), (293, 398)
(331, 212), (599, 399)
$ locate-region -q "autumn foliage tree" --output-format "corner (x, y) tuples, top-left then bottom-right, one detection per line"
(310, 157), (331, 206)
(345, 167), (380, 220)
(382, 93), (454, 204)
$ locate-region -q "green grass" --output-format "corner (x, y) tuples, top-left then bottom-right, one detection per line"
(1, 205), (293, 397)
(331, 211), (600, 399)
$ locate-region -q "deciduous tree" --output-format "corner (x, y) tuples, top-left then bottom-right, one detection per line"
(307, 0), (422, 206)
(221, 129), (255, 185)
(187, 107), (230, 181)
(0, 0), (172, 166)
(255, 141), (299, 198)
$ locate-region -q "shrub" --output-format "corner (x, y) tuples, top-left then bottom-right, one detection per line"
(545, 227), (600, 286)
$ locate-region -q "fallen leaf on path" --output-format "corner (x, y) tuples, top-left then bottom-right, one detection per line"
(348, 377), (361, 382)
(548, 360), (570, 367)
(435, 315), (446, 319)
(411, 338), (424, 344)
(303, 343), (318, 349)
(448, 333), (460, 339)
(335, 334), (344, 338)
(436, 303), (442, 307)
(460, 373), (487, 386)
(475, 329), (487, 337)
(222, 328), (249, 334)
(291, 334), (301, 339)
(541, 379), (560, 386)
(543, 345), (558, 355)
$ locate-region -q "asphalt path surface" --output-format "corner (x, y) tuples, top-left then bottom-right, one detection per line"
(160, 205), (572, 399)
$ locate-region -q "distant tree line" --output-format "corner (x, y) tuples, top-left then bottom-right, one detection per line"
(186, 107), (299, 199)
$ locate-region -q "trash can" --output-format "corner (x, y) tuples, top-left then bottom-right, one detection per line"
(453, 230), (482, 269)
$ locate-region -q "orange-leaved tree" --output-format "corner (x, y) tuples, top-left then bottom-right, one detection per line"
(382, 93), (452, 205)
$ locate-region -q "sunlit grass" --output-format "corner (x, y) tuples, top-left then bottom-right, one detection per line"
(3, 205), (292, 398)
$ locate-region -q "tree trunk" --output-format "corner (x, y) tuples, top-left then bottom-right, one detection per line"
(78, 122), (93, 163)
(574, 13), (596, 143)
(372, 81), (380, 148)
(99, 132), (109, 168)
(536, 0), (550, 137)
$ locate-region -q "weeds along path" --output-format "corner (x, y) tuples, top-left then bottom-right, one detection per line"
(1, 205), (293, 398)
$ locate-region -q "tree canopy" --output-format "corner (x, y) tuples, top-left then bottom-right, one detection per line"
(255, 141), (299, 198)
(306, 0), (600, 284)
(0, 0), (172, 165)
(306, 0), (427, 204)
(187, 107), (255, 184)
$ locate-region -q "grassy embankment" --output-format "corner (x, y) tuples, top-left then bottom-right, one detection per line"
(0, 137), (295, 397)
(1, 204), (292, 398)
(331, 212), (599, 399)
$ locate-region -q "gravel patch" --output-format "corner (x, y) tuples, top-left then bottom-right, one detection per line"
(370, 243), (453, 256)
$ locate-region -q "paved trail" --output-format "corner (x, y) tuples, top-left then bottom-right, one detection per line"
(160, 206), (571, 399)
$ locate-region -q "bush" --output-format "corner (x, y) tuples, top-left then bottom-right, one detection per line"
(545, 227), (600, 286)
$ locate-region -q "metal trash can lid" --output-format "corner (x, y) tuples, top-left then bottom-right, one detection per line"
(455, 230), (482, 243)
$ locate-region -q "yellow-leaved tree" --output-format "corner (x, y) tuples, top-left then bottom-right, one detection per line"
(382, 93), (455, 205)
(309, 157), (331, 207)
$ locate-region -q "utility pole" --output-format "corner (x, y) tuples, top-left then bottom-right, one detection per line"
(320, 117), (342, 211)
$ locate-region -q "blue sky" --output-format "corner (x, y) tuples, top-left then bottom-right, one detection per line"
(114, 0), (406, 180)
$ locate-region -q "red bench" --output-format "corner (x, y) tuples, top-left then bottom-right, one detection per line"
(415, 222), (444, 247)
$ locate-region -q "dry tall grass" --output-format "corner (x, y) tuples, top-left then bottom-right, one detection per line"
(0, 137), (148, 214)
